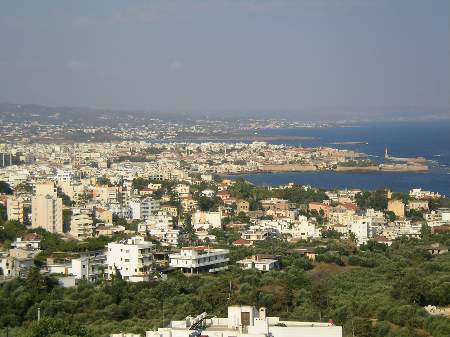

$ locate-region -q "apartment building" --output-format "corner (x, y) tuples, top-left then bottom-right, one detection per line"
(92, 185), (123, 205)
(129, 197), (160, 220)
(241, 229), (270, 243)
(192, 210), (222, 231)
(70, 251), (106, 282)
(70, 213), (94, 240)
(349, 217), (371, 245)
(106, 237), (153, 282)
(34, 182), (57, 197)
(6, 195), (24, 223)
(31, 194), (63, 233)
(169, 246), (229, 273)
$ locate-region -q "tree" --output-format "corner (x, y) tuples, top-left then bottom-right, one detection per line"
(355, 190), (387, 210)
(0, 181), (12, 194)
(62, 209), (72, 233)
(311, 281), (330, 320)
(385, 211), (396, 222)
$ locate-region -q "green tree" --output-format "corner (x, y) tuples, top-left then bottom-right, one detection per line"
(0, 181), (12, 194)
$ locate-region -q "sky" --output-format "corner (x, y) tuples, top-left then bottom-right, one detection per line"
(0, 0), (449, 117)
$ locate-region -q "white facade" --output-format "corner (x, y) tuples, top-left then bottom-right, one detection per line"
(142, 305), (342, 337)
(129, 197), (160, 220)
(349, 217), (371, 245)
(192, 210), (222, 231)
(70, 251), (106, 282)
(290, 221), (319, 240)
(106, 237), (153, 282)
(237, 256), (279, 272)
(169, 246), (229, 273)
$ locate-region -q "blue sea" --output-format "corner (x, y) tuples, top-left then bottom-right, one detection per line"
(234, 121), (450, 196)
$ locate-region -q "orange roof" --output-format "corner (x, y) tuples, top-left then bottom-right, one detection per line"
(233, 239), (251, 245)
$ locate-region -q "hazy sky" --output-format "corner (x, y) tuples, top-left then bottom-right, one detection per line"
(0, 0), (449, 115)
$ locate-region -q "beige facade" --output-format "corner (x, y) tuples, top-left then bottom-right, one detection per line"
(31, 195), (63, 233)
(70, 213), (93, 240)
(92, 185), (123, 205)
(388, 199), (405, 218)
(7, 196), (24, 223)
(236, 200), (250, 214)
(96, 208), (113, 223)
(34, 182), (57, 197)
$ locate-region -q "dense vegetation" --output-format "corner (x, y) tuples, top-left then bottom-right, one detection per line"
(1, 231), (450, 337)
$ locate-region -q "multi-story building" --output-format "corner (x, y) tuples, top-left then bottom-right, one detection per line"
(6, 196), (24, 223)
(241, 229), (270, 243)
(0, 248), (36, 278)
(192, 210), (222, 231)
(169, 246), (229, 273)
(92, 185), (123, 205)
(349, 217), (371, 245)
(31, 194), (63, 233)
(129, 197), (160, 220)
(34, 182), (58, 197)
(70, 213), (94, 240)
(70, 251), (106, 282)
(106, 237), (153, 282)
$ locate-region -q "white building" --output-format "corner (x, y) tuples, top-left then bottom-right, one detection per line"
(169, 246), (229, 273)
(106, 237), (153, 282)
(237, 255), (279, 272)
(409, 188), (441, 199)
(70, 251), (106, 282)
(129, 197), (160, 220)
(192, 210), (222, 231)
(290, 220), (320, 240)
(143, 305), (342, 337)
(349, 217), (371, 245)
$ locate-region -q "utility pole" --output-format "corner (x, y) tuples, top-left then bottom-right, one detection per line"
(37, 307), (41, 322)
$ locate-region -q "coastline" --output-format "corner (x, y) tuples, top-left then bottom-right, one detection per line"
(221, 164), (430, 176)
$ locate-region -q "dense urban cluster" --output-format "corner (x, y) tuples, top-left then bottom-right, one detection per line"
(0, 139), (449, 337)
(0, 104), (335, 143)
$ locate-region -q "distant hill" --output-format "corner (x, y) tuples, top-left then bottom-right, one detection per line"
(0, 103), (448, 125)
